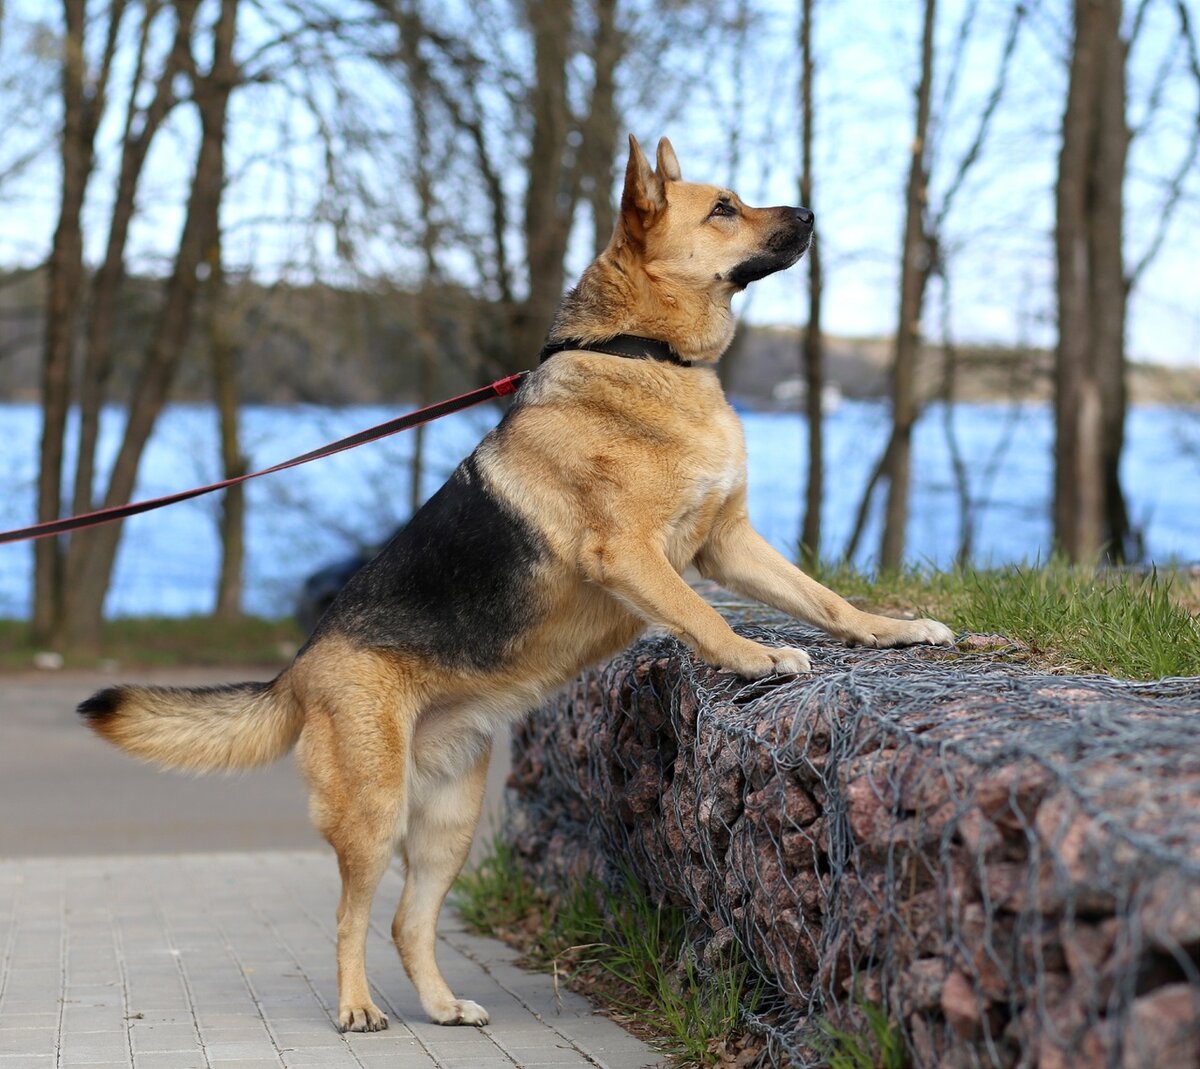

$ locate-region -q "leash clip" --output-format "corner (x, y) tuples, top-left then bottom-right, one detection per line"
(492, 373), (525, 397)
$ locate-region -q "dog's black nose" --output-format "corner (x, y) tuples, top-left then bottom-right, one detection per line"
(796, 207), (815, 226)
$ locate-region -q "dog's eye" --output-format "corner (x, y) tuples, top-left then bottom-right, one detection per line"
(709, 201), (735, 218)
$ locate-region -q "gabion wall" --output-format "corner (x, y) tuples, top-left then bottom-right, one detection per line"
(504, 619), (1200, 1068)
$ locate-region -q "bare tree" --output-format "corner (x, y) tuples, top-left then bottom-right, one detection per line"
(0, 15), (58, 401)
(839, 0), (939, 570)
(507, 0), (577, 365)
(1054, 0), (1200, 562)
(1125, 0), (1200, 292)
(580, 0), (622, 257)
(33, 0), (129, 642)
(844, 0), (1026, 568)
(0, 12), (57, 201)
(799, 0), (823, 570)
(202, 68), (245, 621)
(1054, 0), (1128, 563)
(378, 0), (729, 378)
(878, 0), (937, 572)
(396, 0), (444, 514)
(206, 237), (246, 621)
(59, 0), (240, 647)
(69, 2), (197, 538)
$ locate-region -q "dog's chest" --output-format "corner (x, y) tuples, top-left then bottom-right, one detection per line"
(664, 416), (745, 557)
(687, 456), (741, 500)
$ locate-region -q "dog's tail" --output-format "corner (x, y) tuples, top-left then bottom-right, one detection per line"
(78, 676), (302, 773)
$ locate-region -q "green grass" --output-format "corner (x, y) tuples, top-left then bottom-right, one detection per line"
(453, 837), (543, 936)
(812, 1002), (908, 1069)
(812, 558), (1200, 680)
(455, 837), (759, 1067)
(0, 614), (303, 672)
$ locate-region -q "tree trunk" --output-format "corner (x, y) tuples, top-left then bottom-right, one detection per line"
(71, 4), (194, 524)
(1055, 0), (1129, 563)
(717, 0), (750, 398)
(34, 2), (87, 642)
(799, 0), (822, 571)
(34, 0), (128, 643)
(580, 0), (621, 256)
(205, 148), (244, 620)
(879, 0), (937, 571)
(62, 0), (239, 646)
(512, 0), (575, 365)
(397, 0), (442, 515)
(210, 273), (246, 621)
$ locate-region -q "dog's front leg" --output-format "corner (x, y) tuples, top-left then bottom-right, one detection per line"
(695, 504), (955, 649)
(582, 535), (812, 676)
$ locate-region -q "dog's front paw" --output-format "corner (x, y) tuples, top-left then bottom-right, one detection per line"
(847, 615), (955, 649)
(718, 640), (811, 679)
(427, 997), (489, 1026)
(338, 1001), (389, 1032)
(766, 645), (813, 675)
(904, 618), (956, 646)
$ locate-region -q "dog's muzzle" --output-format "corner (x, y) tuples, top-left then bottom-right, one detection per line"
(727, 206), (814, 289)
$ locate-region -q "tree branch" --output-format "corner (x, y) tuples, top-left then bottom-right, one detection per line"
(1126, 0), (1200, 289)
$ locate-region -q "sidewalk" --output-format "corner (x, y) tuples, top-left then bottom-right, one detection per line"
(0, 850), (662, 1068)
(0, 666), (659, 1067)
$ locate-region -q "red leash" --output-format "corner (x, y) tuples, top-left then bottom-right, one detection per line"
(0, 372), (527, 546)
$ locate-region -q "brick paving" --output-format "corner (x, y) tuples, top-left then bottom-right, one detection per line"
(0, 851), (661, 1068)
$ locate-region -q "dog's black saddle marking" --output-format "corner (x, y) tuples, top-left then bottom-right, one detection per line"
(306, 452), (546, 670)
(538, 333), (692, 367)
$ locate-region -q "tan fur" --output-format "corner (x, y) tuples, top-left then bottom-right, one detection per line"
(86, 680), (302, 772)
(83, 135), (954, 1033)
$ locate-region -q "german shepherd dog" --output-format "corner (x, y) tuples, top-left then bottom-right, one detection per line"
(80, 136), (954, 1032)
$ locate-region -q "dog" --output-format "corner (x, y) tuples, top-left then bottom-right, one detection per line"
(79, 135), (954, 1033)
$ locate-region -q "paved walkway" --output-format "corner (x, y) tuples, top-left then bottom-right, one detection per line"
(0, 851), (661, 1068)
(0, 668), (659, 1068)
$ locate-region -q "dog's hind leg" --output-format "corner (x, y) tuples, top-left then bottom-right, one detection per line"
(295, 654), (411, 1033)
(330, 827), (397, 1032)
(393, 739), (491, 1026)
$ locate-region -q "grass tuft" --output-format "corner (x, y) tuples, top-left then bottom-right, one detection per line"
(812, 1002), (908, 1069)
(453, 837), (542, 936)
(812, 557), (1200, 680)
(455, 837), (759, 1067)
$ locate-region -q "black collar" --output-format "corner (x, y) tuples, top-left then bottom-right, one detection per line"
(538, 333), (692, 368)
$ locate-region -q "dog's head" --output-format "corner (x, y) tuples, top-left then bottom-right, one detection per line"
(617, 134), (813, 296)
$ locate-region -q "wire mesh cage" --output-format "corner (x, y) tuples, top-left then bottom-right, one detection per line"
(505, 614), (1200, 1068)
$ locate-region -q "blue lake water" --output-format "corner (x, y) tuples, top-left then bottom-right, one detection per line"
(0, 399), (1197, 619)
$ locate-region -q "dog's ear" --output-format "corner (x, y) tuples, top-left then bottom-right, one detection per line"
(656, 138), (682, 182)
(620, 134), (666, 241)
